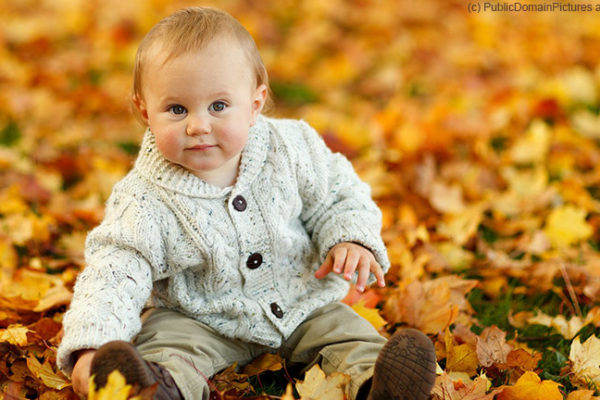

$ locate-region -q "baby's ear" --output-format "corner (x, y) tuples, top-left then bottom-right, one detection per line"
(132, 94), (150, 125)
(250, 84), (268, 125)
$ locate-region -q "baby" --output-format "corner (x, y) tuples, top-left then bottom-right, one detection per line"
(57, 7), (436, 400)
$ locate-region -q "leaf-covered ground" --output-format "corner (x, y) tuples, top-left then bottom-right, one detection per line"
(1, 0), (600, 399)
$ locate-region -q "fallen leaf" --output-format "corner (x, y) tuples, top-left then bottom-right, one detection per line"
(502, 349), (542, 372)
(295, 364), (350, 400)
(476, 326), (513, 367)
(509, 119), (551, 164)
(431, 372), (502, 400)
(352, 300), (387, 330)
(88, 370), (141, 400)
(570, 335), (600, 388)
(242, 352), (283, 376)
(26, 355), (70, 390)
(543, 205), (593, 248)
(212, 362), (251, 393)
(567, 390), (598, 400)
(383, 276), (477, 334)
(445, 329), (479, 376)
(0, 324), (29, 346)
(436, 204), (484, 246)
(527, 311), (584, 339)
(496, 371), (562, 400)
(281, 384), (296, 400)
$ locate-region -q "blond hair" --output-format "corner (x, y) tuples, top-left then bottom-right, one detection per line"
(132, 7), (270, 110)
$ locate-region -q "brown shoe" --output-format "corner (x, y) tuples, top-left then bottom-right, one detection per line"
(367, 328), (436, 400)
(91, 341), (183, 400)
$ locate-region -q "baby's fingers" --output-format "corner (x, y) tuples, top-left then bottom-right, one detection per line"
(315, 252), (334, 279)
(343, 250), (360, 280)
(371, 260), (386, 288)
(355, 262), (371, 292)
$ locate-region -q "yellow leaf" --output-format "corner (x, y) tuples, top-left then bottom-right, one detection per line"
(496, 371), (562, 400)
(281, 383), (296, 400)
(352, 300), (387, 330)
(295, 364), (350, 400)
(0, 185), (29, 215)
(0, 324), (29, 346)
(509, 119), (551, 164)
(26, 355), (70, 390)
(436, 204), (484, 246)
(570, 335), (600, 388)
(501, 166), (548, 198)
(445, 328), (479, 376)
(435, 242), (474, 271)
(33, 283), (72, 312)
(544, 205), (593, 248)
(88, 370), (141, 400)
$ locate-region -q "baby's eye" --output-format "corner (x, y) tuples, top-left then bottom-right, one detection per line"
(209, 101), (227, 112)
(169, 105), (187, 115)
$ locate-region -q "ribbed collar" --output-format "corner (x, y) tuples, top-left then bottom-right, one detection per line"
(134, 115), (270, 198)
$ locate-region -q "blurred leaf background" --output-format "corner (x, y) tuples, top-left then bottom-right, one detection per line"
(2, 0), (600, 398)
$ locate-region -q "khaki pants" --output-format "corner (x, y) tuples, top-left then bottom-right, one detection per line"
(134, 302), (386, 400)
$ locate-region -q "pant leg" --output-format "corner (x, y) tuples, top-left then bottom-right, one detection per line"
(280, 302), (386, 400)
(133, 308), (266, 400)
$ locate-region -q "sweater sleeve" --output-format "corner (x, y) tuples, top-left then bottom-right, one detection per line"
(57, 189), (158, 376)
(294, 120), (390, 277)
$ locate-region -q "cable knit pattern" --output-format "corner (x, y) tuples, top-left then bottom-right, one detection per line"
(57, 115), (390, 375)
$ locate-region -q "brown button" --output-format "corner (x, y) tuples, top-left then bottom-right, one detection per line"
(232, 195), (247, 211)
(270, 302), (284, 318)
(246, 253), (263, 269)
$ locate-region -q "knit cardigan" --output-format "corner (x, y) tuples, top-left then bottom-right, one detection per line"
(57, 115), (390, 374)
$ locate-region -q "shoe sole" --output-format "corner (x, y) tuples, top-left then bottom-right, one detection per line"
(370, 328), (437, 400)
(91, 340), (156, 389)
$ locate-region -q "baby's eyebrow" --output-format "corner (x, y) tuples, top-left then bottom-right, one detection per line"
(206, 90), (232, 98)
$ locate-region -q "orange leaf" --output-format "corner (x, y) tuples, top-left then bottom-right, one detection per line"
(503, 349), (542, 372)
(242, 353), (283, 376)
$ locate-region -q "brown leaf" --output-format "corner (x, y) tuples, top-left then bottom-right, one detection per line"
(476, 326), (513, 367)
(211, 363), (251, 394)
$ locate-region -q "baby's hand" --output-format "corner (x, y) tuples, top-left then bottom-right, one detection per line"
(72, 349), (96, 398)
(315, 242), (385, 292)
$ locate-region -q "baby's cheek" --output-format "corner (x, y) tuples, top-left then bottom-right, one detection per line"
(155, 131), (182, 160)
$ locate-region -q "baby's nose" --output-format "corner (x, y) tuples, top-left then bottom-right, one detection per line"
(186, 114), (211, 135)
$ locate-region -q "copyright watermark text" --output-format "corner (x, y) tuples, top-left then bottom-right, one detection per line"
(468, 2), (599, 13)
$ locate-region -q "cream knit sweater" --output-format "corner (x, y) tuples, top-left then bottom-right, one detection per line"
(57, 116), (390, 374)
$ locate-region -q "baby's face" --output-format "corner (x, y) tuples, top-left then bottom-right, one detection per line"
(135, 38), (266, 187)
